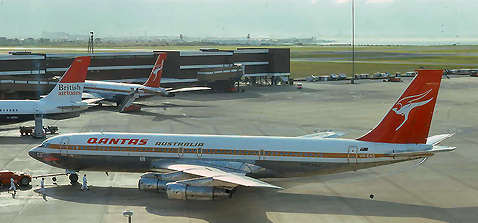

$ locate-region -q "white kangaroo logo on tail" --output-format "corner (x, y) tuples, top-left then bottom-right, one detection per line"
(151, 60), (164, 81)
(392, 89), (433, 131)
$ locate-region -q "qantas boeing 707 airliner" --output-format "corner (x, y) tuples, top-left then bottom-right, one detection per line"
(29, 70), (454, 200)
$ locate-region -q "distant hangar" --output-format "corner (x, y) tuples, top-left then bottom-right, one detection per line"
(0, 48), (290, 99)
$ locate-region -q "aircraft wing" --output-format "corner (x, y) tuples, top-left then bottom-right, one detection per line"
(164, 164), (282, 189)
(300, 131), (345, 138)
(142, 87), (209, 97)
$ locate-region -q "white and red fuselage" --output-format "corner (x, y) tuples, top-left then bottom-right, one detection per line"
(29, 132), (436, 178)
(82, 53), (208, 105)
(83, 53), (169, 104)
(84, 80), (169, 102)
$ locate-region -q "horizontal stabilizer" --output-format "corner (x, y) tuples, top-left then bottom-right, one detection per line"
(388, 145), (455, 159)
(431, 145), (456, 153)
(168, 87), (211, 93)
(427, 133), (454, 145)
(300, 131), (345, 138)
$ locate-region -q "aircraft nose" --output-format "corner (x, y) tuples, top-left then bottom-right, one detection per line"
(29, 146), (40, 160)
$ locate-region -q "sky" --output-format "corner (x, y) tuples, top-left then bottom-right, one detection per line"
(0, 0), (476, 43)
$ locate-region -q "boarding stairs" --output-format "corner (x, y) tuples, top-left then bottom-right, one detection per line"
(118, 89), (141, 113)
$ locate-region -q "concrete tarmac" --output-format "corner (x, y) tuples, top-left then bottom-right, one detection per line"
(0, 76), (477, 223)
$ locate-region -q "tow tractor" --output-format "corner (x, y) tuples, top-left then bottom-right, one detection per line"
(0, 170), (81, 188)
(0, 170), (32, 187)
(20, 126), (58, 137)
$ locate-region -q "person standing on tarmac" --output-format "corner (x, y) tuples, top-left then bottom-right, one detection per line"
(40, 178), (47, 201)
(81, 174), (88, 191)
(8, 178), (16, 197)
(40, 178), (45, 194)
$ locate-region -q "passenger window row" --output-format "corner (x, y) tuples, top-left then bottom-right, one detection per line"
(0, 108), (19, 112)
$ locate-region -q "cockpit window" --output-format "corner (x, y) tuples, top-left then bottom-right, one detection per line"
(41, 142), (49, 148)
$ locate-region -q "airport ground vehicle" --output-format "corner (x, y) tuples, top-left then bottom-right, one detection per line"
(0, 170), (31, 187)
(20, 126), (58, 136)
(29, 70), (454, 200)
(296, 82), (303, 89)
(383, 77), (402, 82)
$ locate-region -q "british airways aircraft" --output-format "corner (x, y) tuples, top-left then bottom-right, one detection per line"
(29, 70), (454, 200)
(0, 57), (91, 125)
(82, 53), (210, 112)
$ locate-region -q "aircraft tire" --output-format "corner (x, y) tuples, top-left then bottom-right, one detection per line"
(69, 174), (79, 184)
(20, 177), (31, 186)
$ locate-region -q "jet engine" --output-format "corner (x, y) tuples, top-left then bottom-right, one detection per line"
(138, 171), (189, 191)
(138, 172), (233, 200)
(165, 182), (232, 200)
(138, 176), (169, 191)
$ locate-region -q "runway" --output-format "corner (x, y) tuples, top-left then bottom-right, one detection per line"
(1, 76), (477, 223)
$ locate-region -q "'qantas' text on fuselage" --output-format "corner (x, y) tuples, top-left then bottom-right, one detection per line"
(87, 137), (148, 145)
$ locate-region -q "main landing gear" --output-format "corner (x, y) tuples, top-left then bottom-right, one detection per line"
(69, 173), (79, 184)
(66, 170), (79, 185)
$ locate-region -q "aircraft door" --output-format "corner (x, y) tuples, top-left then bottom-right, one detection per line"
(177, 147), (184, 158)
(60, 136), (70, 156)
(258, 149), (265, 160)
(196, 148), (202, 159)
(347, 145), (358, 170)
(356, 146), (373, 163)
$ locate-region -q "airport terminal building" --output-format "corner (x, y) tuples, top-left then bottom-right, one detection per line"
(0, 48), (290, 99)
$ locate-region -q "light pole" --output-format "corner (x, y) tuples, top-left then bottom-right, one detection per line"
(123, 210), (133, 223)
(351, 0), (356, 84)
(88, 31), (94, 53)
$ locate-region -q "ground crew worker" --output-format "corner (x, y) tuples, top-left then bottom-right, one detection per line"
(81, 174), (88, 191)
(8, 178), (16, 196)
(40, 178), (45, 194)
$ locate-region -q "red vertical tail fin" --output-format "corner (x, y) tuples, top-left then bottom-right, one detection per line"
(40, 56), (90, 103)
(357, 70), (443, 144)
(143, 53), (167, 88)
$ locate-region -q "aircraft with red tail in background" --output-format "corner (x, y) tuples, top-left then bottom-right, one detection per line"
(29, 70), (455, 200)
(82, 52), (210, 112)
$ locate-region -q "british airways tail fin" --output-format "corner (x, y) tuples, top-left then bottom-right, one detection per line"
(143, 53), (167, 88)
(40, 56), (91, 104)
(357, 70), (443, 144)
